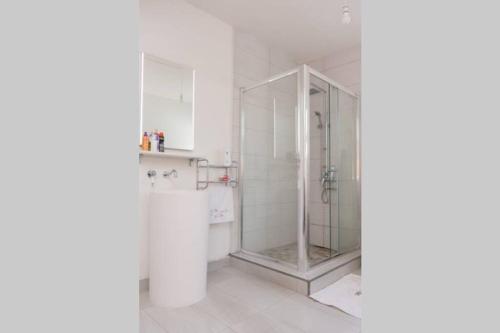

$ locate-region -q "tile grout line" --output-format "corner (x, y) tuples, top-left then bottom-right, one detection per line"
(225, 294), (308, 333)
(144, 300), (232, 333)
(249, 295), (308, 333)
(199, 309), (232, 333)
(195, 285), (260, 329)
(141, 309), (170, 333)
(210, 273), (295, 314)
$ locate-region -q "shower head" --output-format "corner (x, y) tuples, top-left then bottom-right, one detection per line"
(310, 88), (321, 95)
(314, 111), (323, 129)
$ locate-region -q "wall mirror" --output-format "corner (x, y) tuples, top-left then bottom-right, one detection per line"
(141, 53), (195, 151)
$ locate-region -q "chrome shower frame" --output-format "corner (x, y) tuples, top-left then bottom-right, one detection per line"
(238, 64), (360, 273)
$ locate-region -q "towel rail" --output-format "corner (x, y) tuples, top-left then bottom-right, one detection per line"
(190, 158), (238, 190)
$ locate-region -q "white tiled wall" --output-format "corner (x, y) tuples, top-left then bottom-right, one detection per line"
(308, 46), (361, 95)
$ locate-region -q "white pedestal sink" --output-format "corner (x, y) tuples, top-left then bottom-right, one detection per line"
(149, 190), (208, 308)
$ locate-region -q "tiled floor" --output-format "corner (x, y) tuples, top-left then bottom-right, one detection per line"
(140, 265), (361, 333)
(258, 243), (336, 266)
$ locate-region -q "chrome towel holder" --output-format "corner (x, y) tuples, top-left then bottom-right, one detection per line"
(190, 158), (238, 190)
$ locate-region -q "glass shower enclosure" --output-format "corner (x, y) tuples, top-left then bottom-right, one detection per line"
(239, 65), (360, 273)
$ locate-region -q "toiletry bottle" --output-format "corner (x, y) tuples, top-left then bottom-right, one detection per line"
(142, 132), (149, 151)
(148, 132), (152, 151)
(159, 132), (165, 152)
(223, 149), (232, 167)
(151, 130), (159, 153)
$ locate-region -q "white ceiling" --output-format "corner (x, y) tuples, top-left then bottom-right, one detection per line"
(184, 0), (360, 63)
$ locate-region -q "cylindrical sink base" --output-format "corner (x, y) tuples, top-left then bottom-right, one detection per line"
(149, 190), (208, 308)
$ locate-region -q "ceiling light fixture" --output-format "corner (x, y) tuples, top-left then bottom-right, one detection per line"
(341, 1), (351, 24)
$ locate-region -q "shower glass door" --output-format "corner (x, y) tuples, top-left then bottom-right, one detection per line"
(332, 89), (361, 253)
(240, 72), (300, 267)
(308, 75), (339, 265)
(308, 73), (360, 266)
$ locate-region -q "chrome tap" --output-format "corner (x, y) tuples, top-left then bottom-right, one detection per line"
(320, 166), (336, 203)
(147, 170), (157, 187)
(163, 169), (178, 178)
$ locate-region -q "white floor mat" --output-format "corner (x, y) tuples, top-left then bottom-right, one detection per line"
(310, 273), (362, 319)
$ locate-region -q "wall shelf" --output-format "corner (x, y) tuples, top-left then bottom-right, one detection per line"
(139, 150), (204, 161)
(192, 158), (239, 190)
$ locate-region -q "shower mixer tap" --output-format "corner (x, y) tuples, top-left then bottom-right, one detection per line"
(320, 166), (337, 203)
(321, 166), (336, 186)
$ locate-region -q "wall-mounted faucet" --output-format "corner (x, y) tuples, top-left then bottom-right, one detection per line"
(147, 170), (157, 186)
(163, 169), (178, 178)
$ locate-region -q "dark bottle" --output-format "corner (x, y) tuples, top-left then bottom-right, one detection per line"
(159, 132), (165, 152)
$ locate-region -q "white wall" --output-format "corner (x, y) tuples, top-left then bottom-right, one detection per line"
(139, 0), (234, 280)
(308, 46), (361, 94)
